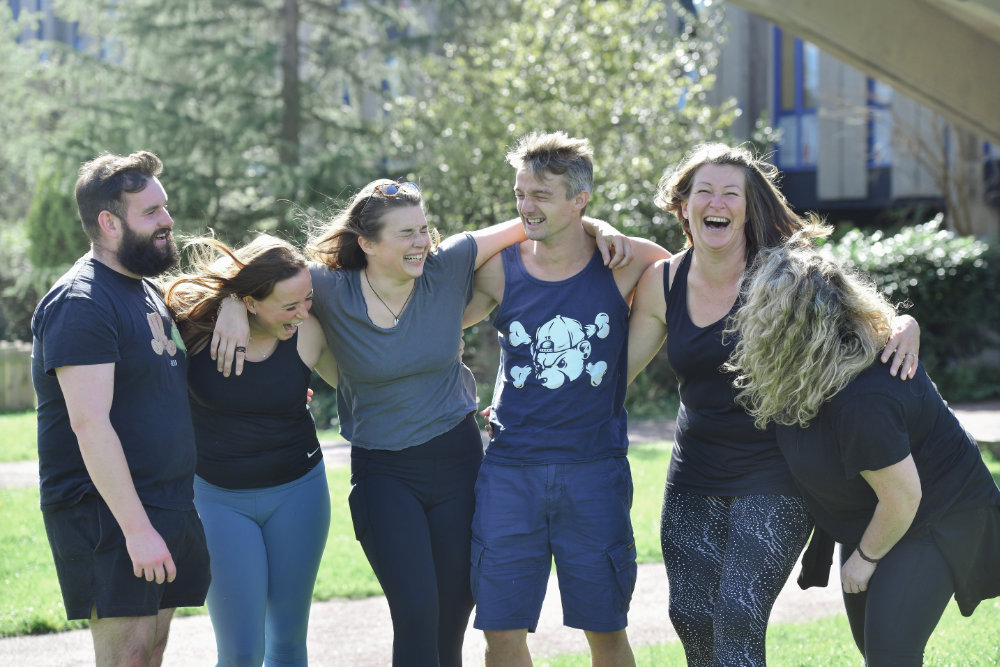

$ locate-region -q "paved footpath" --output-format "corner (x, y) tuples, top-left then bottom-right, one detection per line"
(1, 405), (997, 666)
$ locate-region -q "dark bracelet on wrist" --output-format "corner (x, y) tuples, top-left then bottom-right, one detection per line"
(856, 545), (882, 565)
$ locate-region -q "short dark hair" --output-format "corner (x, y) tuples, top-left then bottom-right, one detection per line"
(75, 151), (163, 241)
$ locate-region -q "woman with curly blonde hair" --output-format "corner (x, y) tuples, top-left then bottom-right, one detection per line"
(725, 232), (896, 430)
(627, 143), (922, 666)
(725, 241), (1000, 666)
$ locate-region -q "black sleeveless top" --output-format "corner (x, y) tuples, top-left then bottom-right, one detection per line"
(188, 331), (321, 489)
(664, 249), (798, 496)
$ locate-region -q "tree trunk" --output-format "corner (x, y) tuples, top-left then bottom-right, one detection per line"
(279, 0), (301, 167)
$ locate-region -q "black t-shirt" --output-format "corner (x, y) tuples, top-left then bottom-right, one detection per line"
(776, 361), (1000, 545)
(187, 332), (321, 489)
(31, 257), (197, 511)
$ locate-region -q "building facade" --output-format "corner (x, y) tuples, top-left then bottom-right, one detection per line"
(712, 4), (999, 238)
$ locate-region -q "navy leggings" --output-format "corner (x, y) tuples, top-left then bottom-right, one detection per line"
(840, 534), (954, 666)
(661, 489), (812, 667)
(349, 413), (483, 667)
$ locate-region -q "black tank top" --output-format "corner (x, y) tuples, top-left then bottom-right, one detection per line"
(188, 332), (321, 489)
(664, 250), (798, 496)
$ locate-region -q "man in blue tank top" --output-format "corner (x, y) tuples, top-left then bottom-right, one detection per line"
(464, 131), (670, 666)
(31, 152), (210, 666)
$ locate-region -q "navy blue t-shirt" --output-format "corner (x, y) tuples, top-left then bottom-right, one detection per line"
(31, 256), (197, 511)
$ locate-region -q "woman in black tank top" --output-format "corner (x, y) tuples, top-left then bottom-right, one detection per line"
(626, 143), (922, 666)
(165, 235), (338, 666)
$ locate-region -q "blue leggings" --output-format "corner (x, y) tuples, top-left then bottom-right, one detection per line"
(349, 413), (483, 667)
(194, 461), (331, 667)
(661, 489), (812, 667)
(840, 534), (954, 666)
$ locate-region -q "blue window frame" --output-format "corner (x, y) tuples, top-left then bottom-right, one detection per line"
(986, 142), (1000, 205)
(773, 28), (818, 171)
(867, 79), (893, 168)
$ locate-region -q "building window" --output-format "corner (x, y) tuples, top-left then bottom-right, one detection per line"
(868, 79), (893, 168)
(774, 29), (818, 170)
(986, 142), (1000, 205)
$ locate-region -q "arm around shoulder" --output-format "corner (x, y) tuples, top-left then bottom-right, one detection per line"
(613, 237), (671, 303)
(468, 218), (525, 270)
(56, 363), (176, 584)
(626, 259), (669, 384)
(464, 252), (505, 328)
(298, 317), (338, 388)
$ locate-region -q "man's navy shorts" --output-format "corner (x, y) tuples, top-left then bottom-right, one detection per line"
(471, 456), (637, 633)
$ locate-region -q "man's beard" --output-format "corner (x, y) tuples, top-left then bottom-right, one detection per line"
(117, 222), (179, 277)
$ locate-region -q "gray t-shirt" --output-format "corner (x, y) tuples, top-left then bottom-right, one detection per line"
(309, 233), (478, 450)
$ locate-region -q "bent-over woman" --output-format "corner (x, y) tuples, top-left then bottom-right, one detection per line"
(724, 237), (1000, 667)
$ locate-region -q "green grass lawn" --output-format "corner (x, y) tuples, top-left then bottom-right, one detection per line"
(537, 599), (1000, 666)
(0, 410), (37, 461)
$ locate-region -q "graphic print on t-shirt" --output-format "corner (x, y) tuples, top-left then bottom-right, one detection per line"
(508, 313), (610, 389)
(146, 311), (186, 359)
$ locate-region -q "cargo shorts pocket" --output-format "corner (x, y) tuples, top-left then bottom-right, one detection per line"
(469, 536), (486, 601)
(607, 539), (638, 611)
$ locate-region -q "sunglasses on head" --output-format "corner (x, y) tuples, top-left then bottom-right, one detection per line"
(359, 181), (420, 217)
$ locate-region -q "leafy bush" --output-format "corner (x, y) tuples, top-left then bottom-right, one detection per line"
(26, 166), (87, 269)
(307, 373), (339, 432)
(0, 165), (88, 341)
(825, 215), (1000, 401)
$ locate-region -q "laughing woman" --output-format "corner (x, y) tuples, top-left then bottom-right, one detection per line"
(210, 179), (630, 667)
(165, 235), (338, 666)
(724, 238), (1000, 667)
(627, 143), (921, 667)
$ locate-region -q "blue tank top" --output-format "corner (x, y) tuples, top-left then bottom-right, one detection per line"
(664, 250), (798, 496)
(486, 245), (629, 464)
(188, 331), (321, 489)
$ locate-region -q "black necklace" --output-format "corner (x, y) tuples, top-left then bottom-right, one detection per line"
(364, 269), (415, 326)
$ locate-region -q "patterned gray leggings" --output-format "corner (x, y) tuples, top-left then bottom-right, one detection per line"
(661, 489), (812, 667)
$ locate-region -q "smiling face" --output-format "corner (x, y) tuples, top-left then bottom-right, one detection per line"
(114, 177), (178, 277)
(247, 267), (313, 340)
(513, 167), (589, 244)
(363, 205), (431, 281)
(681, 163), (748, 256)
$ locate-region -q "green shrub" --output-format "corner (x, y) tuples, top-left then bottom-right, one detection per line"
(826, 216), (1000, 401)
(0, 224), (35, 341)
(26, 166), (87, 269)
(0, 165), (88, 342)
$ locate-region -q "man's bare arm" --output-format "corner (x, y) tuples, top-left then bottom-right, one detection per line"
(56, 364), (176, 584)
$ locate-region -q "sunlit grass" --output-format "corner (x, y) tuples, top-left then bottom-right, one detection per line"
(0, 410), (37, 462)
